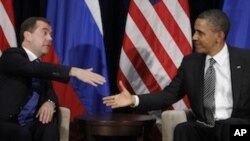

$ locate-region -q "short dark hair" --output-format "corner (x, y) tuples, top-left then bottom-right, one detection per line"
(20, 17), (50, 42)
(197, 9), (230, 38)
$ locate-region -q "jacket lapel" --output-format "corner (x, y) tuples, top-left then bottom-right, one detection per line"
(193, 54), (206, 119)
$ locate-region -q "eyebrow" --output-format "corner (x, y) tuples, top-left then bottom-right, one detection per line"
(41, 27), (50, 31)
(41, 27), (52, 33)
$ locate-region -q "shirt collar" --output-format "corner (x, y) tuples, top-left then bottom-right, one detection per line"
(206, 43), (228, 66)
(22, 47), (39, 62)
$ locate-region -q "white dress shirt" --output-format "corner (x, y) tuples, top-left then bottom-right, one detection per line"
(23, 47), (39, 61)
(205, 44), (233, 120)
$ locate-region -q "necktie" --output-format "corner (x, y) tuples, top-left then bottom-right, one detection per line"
(203, 58), (216, 126)
(18, 59), (40, 126)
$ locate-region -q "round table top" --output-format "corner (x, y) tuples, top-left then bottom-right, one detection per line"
(77, 113), (156, 126)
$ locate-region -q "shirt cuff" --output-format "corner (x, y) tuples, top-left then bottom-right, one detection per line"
(131, 95), (139, 108)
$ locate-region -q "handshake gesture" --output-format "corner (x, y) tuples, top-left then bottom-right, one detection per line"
(103, 81), (135, 108)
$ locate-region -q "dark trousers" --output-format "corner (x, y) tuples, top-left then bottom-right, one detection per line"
(173, 118), (250, 141)
(0, 119), (59, 141)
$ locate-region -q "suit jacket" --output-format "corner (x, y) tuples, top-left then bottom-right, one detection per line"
(136, 46), (250, 124)
(0, 47), (71, 122)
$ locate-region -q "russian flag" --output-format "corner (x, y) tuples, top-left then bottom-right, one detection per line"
(223, 0), (250, 48)
(46, 0), (111, 119)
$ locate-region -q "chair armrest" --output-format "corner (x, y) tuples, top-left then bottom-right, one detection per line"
(161, 110), (189, 141)
(59, 107), (71, 141)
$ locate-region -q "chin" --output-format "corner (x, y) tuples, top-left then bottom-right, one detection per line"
(43, 47), (50, 53)
(42, 50), (49, 55)
(195, 49), (204, 54)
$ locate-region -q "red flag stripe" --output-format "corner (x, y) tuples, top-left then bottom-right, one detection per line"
(178, 0), (190, 17)
(1, 0), (15, 26)
(163, 0), (192, 51)
(123, 33), (161, 92)
(119, 47), (151, 93)
(0, 27), (10, 51)
(155, 1), (192, 55)
(117, 68), (136, 94)
(53, 82), (86, 121)
(0, 0), (17, 50)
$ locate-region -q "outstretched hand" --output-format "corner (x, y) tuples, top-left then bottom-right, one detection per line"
(103, 81), (134, 108)
(70, 67), (106, 86)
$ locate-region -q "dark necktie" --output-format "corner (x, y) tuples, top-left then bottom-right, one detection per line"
(18, 59), (40, 126)
(203, 58), (216, 126)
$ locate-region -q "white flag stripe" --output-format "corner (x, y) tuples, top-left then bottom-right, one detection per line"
(134, 0), (184, 68)
(85, 0), (103, 35)
(119, 48), (149, 94)
(163, 0), (192, 46)
(125, 15), (171, 89)
(172, 99), (188, 109)
(0, 2), (17, 47)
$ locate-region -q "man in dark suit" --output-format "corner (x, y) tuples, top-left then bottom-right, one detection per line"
(103, 9), (250, 141)
(0, 17), (106, 141)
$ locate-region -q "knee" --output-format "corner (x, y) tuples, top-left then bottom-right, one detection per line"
(174, 121), (195, 139)
(40, 122), (58, 133)
(38, 122), (59, 141)
(174, 122), (188, 135)
(17, 129), (32, 140)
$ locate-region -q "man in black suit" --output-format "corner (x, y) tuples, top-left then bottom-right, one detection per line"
(103, 9), (250, 141)
(0, 17), (106, 141)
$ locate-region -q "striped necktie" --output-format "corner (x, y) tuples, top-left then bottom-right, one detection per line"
(203, 58), (216, 126)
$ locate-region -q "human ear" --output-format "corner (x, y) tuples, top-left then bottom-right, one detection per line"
(23, 31), (32, 41)
(216, 31), (225, 43)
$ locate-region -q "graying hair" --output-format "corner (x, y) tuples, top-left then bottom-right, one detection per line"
(197, 9), (230, 38)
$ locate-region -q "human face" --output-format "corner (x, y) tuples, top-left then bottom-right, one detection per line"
(192, 19), (222, 56)
(26, 20), (52, 57)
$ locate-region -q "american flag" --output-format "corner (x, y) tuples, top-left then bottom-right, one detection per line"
(118, 0), (192, 127)
(0, 0), (17, 54)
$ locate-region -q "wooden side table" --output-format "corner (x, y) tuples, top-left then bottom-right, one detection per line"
(77, 113), (156, 141)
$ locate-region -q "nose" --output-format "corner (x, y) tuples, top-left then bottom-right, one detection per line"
(47, 34), (53, 41)
(192, 32), (197, 41)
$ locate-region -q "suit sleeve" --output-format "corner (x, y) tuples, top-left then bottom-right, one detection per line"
(0, 48), (71, 83)
(135, 59), (186, 112)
